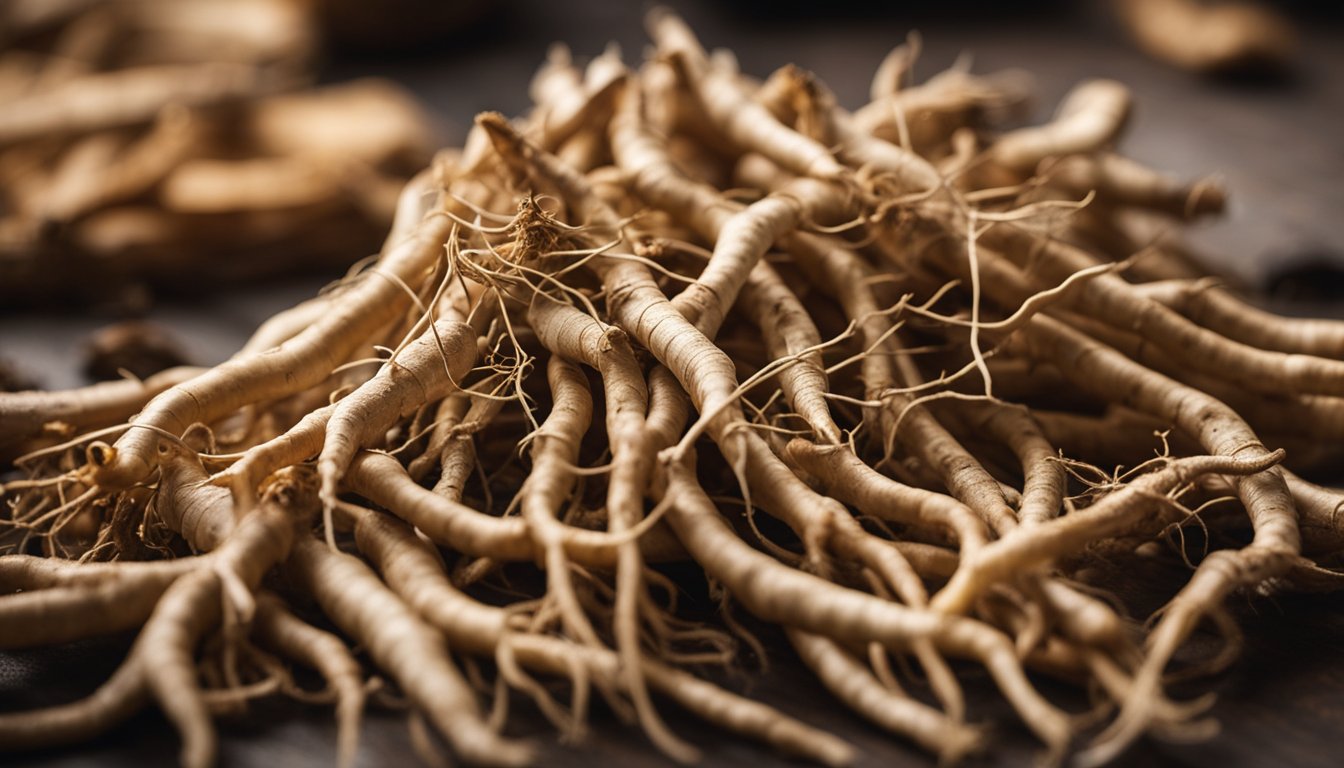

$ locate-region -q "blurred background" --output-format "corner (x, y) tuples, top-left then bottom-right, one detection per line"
(1, 2), (1343, 765)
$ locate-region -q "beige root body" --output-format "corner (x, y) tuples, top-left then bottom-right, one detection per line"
(0, 6), (433, 305)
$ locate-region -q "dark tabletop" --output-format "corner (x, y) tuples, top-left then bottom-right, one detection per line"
(3, 1), (1344, 766)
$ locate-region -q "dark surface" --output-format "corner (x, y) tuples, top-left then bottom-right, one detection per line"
(3, 1), (1344, 766)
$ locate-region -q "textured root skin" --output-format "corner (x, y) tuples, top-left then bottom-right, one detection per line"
(985, 225), (1344, 400)
(407, 392), (472, 483)
(86, 212), (455, 490)
(1282, 471), (1344, 557)
(951, 402), (1065, 527)
(721, 152), (1019, 538)
(148, 467), (305, 768)
(786, 440), (990, 552)
(933, 451), (1286, 615)
(608, 104), (983, 603)
(253, 593), (366, 768)
(0, 554), (204, 592)
(1034, 580), (1132, 656)
(1135, 279), (1344, 358)
(1079, 547), (1291, 767)
(1039, 153), (1225, 220)
(287, 535), (533, 767)
(1014, 315), (1299, 547)
(343, 450), (683, 567)
(777, 62), (942, 194)
(0, 366), (201, 463)
(350, 504), (856, 766)
(516, 351), (625, 731)
(317, 316), (478, 512)
(788, 629), (984, 762)
(0, 576), (177, 649)
(214, 402), (334, 504)
(735, 262), (842, 444)
(0, 447), (306, 759)
(348, 506), (511, 653)
(237, 294), (335, 358)
(141, 568), (225, 768)
(661, 458), (1072, 752)
(649, 9), (848, 182)
(527, 297), (695, 761)
(634, 650), (856, 767)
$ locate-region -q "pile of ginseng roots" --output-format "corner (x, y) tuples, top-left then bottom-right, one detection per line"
(0, 0), (436, 305)
(3, 11), (1344, 768)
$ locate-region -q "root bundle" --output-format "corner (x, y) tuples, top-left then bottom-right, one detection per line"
(0, 0), (435, 305)
(2, 10), (1341, 768)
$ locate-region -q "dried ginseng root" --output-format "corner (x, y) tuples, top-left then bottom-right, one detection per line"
(2, 9), (1340, 768)
(0, 0), (436, 305)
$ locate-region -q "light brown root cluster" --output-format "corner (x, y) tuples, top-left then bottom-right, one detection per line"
(2, 9), (1342, 768)
(0, 0), (436, 306)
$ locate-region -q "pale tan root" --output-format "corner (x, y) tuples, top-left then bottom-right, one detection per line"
(983, 225), (1344, 400)
(86, 212), (454, 489)
(344, 451), (681, 567)
(851, 66), (1034, 153)
(0, 366), (201, 463)
(286, 534), (532, 767)
(1134, 279), (1344, 358)
(662, 458), (1072, 754)
(648, 10), (847, 182)
(1038, 153), (1224, 220)
(527, 297), (694, 760)
(317, 316), (479, 514)
(349, 502), (855, 765)
(989, 79), (1131, 174)
(788, 628), (984, 762)
(935, 451), (1285, 614)
(254, 593), (366, 768)
(1113, 0), (1294, 73)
